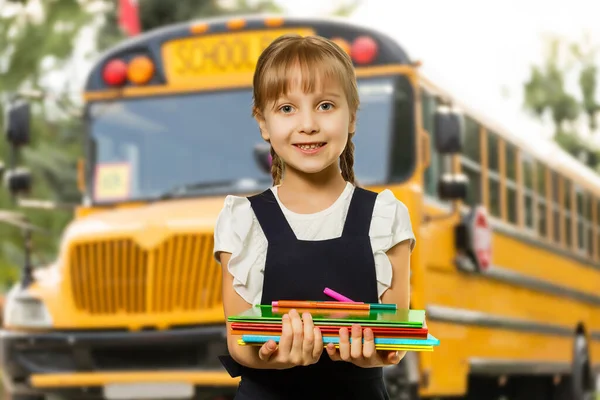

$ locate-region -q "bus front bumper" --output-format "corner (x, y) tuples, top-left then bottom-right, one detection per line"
(1, 324), (239, 398)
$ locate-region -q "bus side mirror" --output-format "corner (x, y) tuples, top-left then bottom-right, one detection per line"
(438, 173), (468, 201)
(434, 106), (463, 154)
(5, 102), (31, 147)
(3, 167), (32, 196)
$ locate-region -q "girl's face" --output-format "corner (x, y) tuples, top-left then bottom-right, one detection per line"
(256, 67), (356, 180)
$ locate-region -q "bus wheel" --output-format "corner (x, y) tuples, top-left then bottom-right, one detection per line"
(384, 355), (419, 400)
(572, 334), (594, 400)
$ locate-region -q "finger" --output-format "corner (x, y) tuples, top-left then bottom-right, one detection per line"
(350, 324), (363, 360)
(338, 327), (350, 361)
(289, 309), (304, 363)
(386, 351), (401, 365)
(326, 342), (340, 361)
(258, 340), (277, 361)
(362, 327), (375, 359)
(312, 326), (324, 360)
(301, 312), (315, 363)
(278, 313), (293, 356)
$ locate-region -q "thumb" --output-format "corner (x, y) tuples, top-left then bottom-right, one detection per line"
(258, 340), (277, 361)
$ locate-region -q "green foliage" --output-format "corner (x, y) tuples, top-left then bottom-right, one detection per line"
(523, 38), (580, 128)
(554, 130), (600, 173)
(330, 0), (362, 17)
(0, 0), (92, 291)
(523, 35), (600, 171)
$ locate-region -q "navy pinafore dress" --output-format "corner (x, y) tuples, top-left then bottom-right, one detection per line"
(220, 186), (390, 400)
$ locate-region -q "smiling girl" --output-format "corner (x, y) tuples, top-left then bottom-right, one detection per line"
(214, 34), (416, 400)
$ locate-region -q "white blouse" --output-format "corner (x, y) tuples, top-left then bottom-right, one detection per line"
(213, 182), (416, 306)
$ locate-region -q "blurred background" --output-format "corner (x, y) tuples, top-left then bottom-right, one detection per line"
(1, 1), (600, 399)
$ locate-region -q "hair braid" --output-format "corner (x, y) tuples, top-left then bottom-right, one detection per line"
(270, 146), (284, 186)
(340, 132), (356, 185)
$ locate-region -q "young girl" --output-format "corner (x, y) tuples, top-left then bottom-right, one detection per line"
(214, 34), (416, 400)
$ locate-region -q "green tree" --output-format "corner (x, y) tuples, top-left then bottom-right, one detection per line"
(330, 0), (362, 17)
(523, 36), (600, 171)
(570, 34), (600, 132)
(0, 0), (93, 291)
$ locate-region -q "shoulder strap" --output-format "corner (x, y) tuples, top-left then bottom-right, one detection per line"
(342, 187), (378, 237)
(247, 189), (297, 242)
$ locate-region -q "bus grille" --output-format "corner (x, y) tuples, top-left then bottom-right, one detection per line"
(68, 234), (222, 314)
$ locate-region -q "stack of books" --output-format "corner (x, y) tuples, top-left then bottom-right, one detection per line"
(228, 299), (439, 352)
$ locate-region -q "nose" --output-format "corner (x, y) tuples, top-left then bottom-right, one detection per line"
(297, 110), (319, 135)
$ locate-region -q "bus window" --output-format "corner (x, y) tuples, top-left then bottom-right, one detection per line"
(564, 178), (572, 247)
(88, 76), (405, 202)
(460, 116), (481, 206)
(536, 161), (547, 238)
(505, 142), (517, 224)
(463, 117), (481, 163)
(422, 89), (442, 197)
(584, 192), (593, 258)
(522, 152), (535, 230)
(596, 199), (600, 260)
(487, 132), (500, 217)
(389, 76), (416, 182)
(552, 172), (561, 244)
(575, 186), (587, 253)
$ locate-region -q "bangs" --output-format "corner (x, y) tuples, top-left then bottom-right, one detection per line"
(253, 36), (358, 114)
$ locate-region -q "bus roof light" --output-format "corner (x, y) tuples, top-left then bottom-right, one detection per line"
(103, 59), (128, 86)
(226, 18), (246, 30)
(330, 37), (351, 56)
(190, 22), (209, 34)
(351, 36), (378, 65)
(127, 56), (155, 85)
(264, 17), (284, 27)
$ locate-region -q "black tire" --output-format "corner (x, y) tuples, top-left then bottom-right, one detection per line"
(10, 396), (44, 400)
(383, 357), (419, 400)
(572, 334), (594, 400)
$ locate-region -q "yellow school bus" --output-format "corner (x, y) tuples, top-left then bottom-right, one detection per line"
(1, 14), (599, 400)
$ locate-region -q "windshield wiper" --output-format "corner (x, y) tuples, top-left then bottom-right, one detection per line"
(157, 178), (269, 200)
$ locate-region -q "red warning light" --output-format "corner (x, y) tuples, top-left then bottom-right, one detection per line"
(351, 36), (378, 64)
(102, 59), (128, 86)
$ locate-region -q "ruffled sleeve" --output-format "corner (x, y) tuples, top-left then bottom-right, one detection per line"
(369, 189), (416, 301)
(213, 195), (268, 305)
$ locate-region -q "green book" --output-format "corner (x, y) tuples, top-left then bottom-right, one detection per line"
(228, 305), (426, 327)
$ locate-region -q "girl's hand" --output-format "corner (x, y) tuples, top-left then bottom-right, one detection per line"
(325, 324), (402, 368)
(258, 309), (324, 368)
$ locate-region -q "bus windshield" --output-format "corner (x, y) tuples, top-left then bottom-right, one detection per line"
(87, 76), (411, 203)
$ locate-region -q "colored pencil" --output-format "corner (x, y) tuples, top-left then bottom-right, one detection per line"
(324, 287), (355, 302)
(270, 300), (397, 311)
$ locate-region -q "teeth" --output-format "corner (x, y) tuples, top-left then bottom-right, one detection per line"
(298, 143), (323, 150)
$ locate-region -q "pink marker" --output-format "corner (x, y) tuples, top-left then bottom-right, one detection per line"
(323, 287), (356, 303)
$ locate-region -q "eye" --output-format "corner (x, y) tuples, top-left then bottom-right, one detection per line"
(279, 105), (294, 114)
(318, 102), (334, 111)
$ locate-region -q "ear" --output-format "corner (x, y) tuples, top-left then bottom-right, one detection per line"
(349, 111), (357, 134)
(254, 112), (270, 142)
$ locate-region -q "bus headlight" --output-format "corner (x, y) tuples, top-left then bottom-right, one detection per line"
(4, 293), (53, 328)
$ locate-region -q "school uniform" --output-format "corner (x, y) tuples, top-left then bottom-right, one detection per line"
(214, 182), (416, 400)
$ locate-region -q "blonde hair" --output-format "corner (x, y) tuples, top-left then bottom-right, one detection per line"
(252, 34), (359, 186)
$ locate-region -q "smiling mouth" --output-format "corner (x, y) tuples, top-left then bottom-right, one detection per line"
(293, 142), (327, 151)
